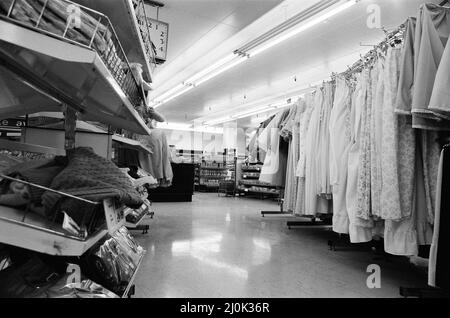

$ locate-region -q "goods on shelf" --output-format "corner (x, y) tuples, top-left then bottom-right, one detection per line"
(237, 162), (280, 199)
(79, 226), (145, 296)
(0, 253), (120, 298)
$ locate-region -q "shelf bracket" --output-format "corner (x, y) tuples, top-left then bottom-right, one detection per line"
(64, 105), (77, 150)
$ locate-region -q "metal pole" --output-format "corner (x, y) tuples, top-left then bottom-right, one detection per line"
(7, 0), (17, 18)
(35, 0), (49, 28)
(89, 17), (103, 48)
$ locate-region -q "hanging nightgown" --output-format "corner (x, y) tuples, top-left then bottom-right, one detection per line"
(317, 82), (334, 199)
(411, 3), (450, 129)
(282, 105), (299, 212)
(379, 46), (418, 255)
(329, 76), (352, 234)
(294, 93), (315, 216)
(371, 56), (385, 219)
(346, 71), (373, 243)
(355, 63), (374, 222)
(395, 16), (439, 246)
(259, 109), (290, 187)
(304, 88), (324, 216)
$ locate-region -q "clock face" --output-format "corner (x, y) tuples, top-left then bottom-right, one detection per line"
(145, 18), (169, 63)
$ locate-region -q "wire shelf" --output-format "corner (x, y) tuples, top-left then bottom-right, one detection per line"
(133, 0), (157, 70)
(0, 0), (144, 108)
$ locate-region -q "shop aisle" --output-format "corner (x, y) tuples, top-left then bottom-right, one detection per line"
(134, 193), (427, 298)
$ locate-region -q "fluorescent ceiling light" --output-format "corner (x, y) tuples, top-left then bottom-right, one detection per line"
(149, 0), (356, 108)
(156, 86), (194, 107)
(249, 0), (357, 57)
(155, 84), (185, 102)
(204, 95), (302, 126)
(157, 122), (223, 134)
(194, 58), (247, 86)
(184, 54), (237, 84)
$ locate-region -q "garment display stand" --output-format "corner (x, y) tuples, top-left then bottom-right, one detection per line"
(399, 135), (450, 298)
(0, 0), (153, 297)
(287, 215), (332, 230)
(260, 194), (288, 217)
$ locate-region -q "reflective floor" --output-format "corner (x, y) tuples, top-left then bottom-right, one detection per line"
(133, 193), (427, 298)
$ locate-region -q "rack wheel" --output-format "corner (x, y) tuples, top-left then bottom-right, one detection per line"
(328, 240), (336, 251)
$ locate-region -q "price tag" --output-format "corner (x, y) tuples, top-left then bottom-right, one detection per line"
(103, 198), (125, 235)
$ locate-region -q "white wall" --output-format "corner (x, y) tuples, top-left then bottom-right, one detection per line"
(162, 127), (248, 155)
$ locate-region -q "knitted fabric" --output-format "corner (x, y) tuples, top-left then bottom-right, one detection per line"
(41, 147), (143, 213)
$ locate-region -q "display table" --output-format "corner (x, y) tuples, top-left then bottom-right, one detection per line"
(147, 163), (195, 202)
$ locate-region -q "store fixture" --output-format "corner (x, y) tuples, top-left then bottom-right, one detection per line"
(0, 0), (154, 298)
(237, 163), (282, 200)
(70, 0), (157, 84)
(0, 0), (151, 135)
(147, 162), (196, 202)
(198, 150), (236, 192)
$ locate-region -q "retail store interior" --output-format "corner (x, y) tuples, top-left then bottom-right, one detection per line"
(0, 0), (450, 298)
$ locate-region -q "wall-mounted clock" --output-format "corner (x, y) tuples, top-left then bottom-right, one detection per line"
(144, 17), (169, 64)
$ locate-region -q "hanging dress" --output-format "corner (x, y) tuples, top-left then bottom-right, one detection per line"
(346, 71), (373, 243)
(304, 88), (324, 216)
(411, 3), (450, 130)
(294, 93), (315, 216)
(282, 105), (299, 212)
(329, 76), (352, 234)
(317, 82), (334, 199)
(371, 56), (385, 219)
(259, 110), (290, 186)
(379, 46), (418, 255)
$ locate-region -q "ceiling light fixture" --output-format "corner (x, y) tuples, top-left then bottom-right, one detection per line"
(203, 94), (304, 126)
(246, 0), (357, 57)
(157, 122), (224, 134)
(149, 0), (357, 108)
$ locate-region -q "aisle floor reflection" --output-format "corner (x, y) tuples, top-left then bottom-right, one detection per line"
(134, 193), (427, 298)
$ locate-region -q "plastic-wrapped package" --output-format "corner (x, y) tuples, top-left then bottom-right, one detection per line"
(50, 280), (119, 298)
(113, 228), (144, 267)
(82, 227), (144, 295)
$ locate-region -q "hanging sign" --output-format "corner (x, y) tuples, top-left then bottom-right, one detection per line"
(0, 118), (27, 128)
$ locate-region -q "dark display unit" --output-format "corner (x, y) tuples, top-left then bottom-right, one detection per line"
(147, 163), (196, 202)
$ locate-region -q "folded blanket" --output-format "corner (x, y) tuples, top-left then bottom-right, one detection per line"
(42, 147), (143, 215)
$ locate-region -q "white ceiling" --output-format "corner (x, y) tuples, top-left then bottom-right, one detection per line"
(147, 0), (441, 128)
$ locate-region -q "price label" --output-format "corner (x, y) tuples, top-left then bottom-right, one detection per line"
(103, 198), (125, 235)
(0, 118), (27, 128)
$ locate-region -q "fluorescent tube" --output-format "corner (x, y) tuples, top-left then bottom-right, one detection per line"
(249, 0), (357, 57)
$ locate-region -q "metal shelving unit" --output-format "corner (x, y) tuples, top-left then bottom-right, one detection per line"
(71, 0), (156, 83)
(0, 0), (151, 135)
(0, 0), (151, 298)
(122, 249), (146, 298)
(237, 163), (282, 200)
(0, 204), (109, 257)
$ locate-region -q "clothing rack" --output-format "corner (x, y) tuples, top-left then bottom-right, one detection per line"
(284, 15), (411, 230)
(400, 134), (450, 298)
(339, 24), (406, 80)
